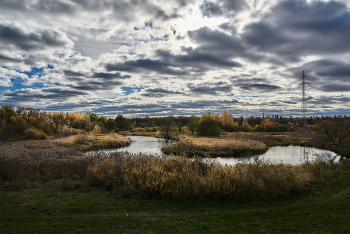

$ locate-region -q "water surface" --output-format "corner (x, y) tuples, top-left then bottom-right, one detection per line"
(94, 136), (339, 166)
(101, 136), (174, 155)
(217, 145), (339, 166)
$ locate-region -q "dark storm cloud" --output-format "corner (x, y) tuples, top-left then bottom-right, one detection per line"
(0, 0), (27, 10)
(92, 103), (171, 115)
(0, 24), (71, 51)
(68, 81), (123, 91)
(0, 54), (21, 63)
(242, 0), (350, 61)
(199, 0), (247, 18)
(106, 59), (190, 76)
(316, 64), (350, 79)
(200, 0), (223, 17)
(239, 84), (281, 91)
(290, 59), (350, 93)
(106, 47), (241, 76)
(319, 84), (350, 92)
(64, 70), (85, 77)
(61, 70), (130, 91)
(2, 88), (86, 103)
(188, 27), (262, 62)
(309, 95), (350, 106)
(188, 82), (232, 95)
(170, 99), (238, 109)
(91, 72), (131, 79)
(0, 0), (187, 22)
(142, 88), (184, 97)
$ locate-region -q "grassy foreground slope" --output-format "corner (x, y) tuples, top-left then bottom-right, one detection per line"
(1, 163), (349, 234)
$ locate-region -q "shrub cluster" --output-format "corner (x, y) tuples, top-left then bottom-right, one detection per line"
(87, 152), (308, 201)
(24, 128), (47, 140)
(145, 127), (157, 132)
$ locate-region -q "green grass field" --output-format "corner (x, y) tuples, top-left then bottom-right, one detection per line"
(1, 163), (349, 234)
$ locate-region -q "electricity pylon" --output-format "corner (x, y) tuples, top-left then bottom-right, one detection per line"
(298, 71), (312, 137)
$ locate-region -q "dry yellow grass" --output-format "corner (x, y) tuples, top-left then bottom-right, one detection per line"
(87, 152), (316, 201)
(49, 133), (132, 151)
(180, 135), (266, 150)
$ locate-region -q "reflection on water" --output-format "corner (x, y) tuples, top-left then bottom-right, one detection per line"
(217, 145), (339, 166)
(91, 136), (339, 166)
(99, 136), (174, 155)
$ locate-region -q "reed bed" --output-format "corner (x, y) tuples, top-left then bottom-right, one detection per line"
(227, 132), (308, 146)
(1, 140), (326, 201)
(162, 136), (268, 157)
(0, 140), (94, 184)
(50, 133), (132, 151)
(87, 152), (314, 201)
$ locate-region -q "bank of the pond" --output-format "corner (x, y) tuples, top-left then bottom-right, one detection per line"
(161, 132), (315, 158)
(161, 135), (268, 158)
(50, 133), (132, 152)
(119, 130), (179, 140)
(162, 141), (268, 157)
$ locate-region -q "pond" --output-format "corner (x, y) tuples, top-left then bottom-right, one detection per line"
(96, 136), (339, 166)
(218, 145), (339, 166)
(97, 136), (175, 155)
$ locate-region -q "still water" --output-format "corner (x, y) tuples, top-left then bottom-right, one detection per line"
(100, 136), (339, 166)
(218, 145), (339, 166)
(100, 136), (174, 155)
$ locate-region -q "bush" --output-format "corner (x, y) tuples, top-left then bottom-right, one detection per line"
(145, 127), (157, 132)
(35, 132), (47, 139)
(278, 125), (289, 132)
(288, 127), (296, 132)
(71, 118), (89, 130)
(24, 128), (38, 139)
(265, 125), (280, 132)
(198, 119), (221, 137)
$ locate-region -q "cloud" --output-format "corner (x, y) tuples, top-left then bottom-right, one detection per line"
(242, 0), (350, 61)
(199, 0), (248, 18)
(142, 88), (185, 97)
(0, 24), (73, 51)
(1, 0), (349, 116)
(239, 83), (281, 91)
(188, 27), (262, 62)
(1, 88), (86, 104)
(188, 81), (232, 95)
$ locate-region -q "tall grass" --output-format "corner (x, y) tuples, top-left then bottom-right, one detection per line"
(87, 152), (313, 201)
(1, 140), (328, 201)
(0, 140), (94, 185)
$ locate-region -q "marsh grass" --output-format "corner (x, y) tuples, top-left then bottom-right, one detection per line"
(230, 132), (309, 146)
(0, 139), (328, 201)
(51, 133), (132, 151)
(86, 152), (325, 201)
(0, 140), (94, 187)
(162, 136), (268, 157)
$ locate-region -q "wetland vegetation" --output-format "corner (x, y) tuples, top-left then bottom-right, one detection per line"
(1, 105), (350, 233)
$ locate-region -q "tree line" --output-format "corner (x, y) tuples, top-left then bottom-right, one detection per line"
(1, 105), (349, 159)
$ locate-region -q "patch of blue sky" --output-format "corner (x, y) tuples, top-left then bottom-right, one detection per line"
(121, 85), (149, 95)
(20, 65), (54, 78)
(0, 65), (54, 92)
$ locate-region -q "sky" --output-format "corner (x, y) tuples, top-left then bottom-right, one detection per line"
(1, 0), (350, 118)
